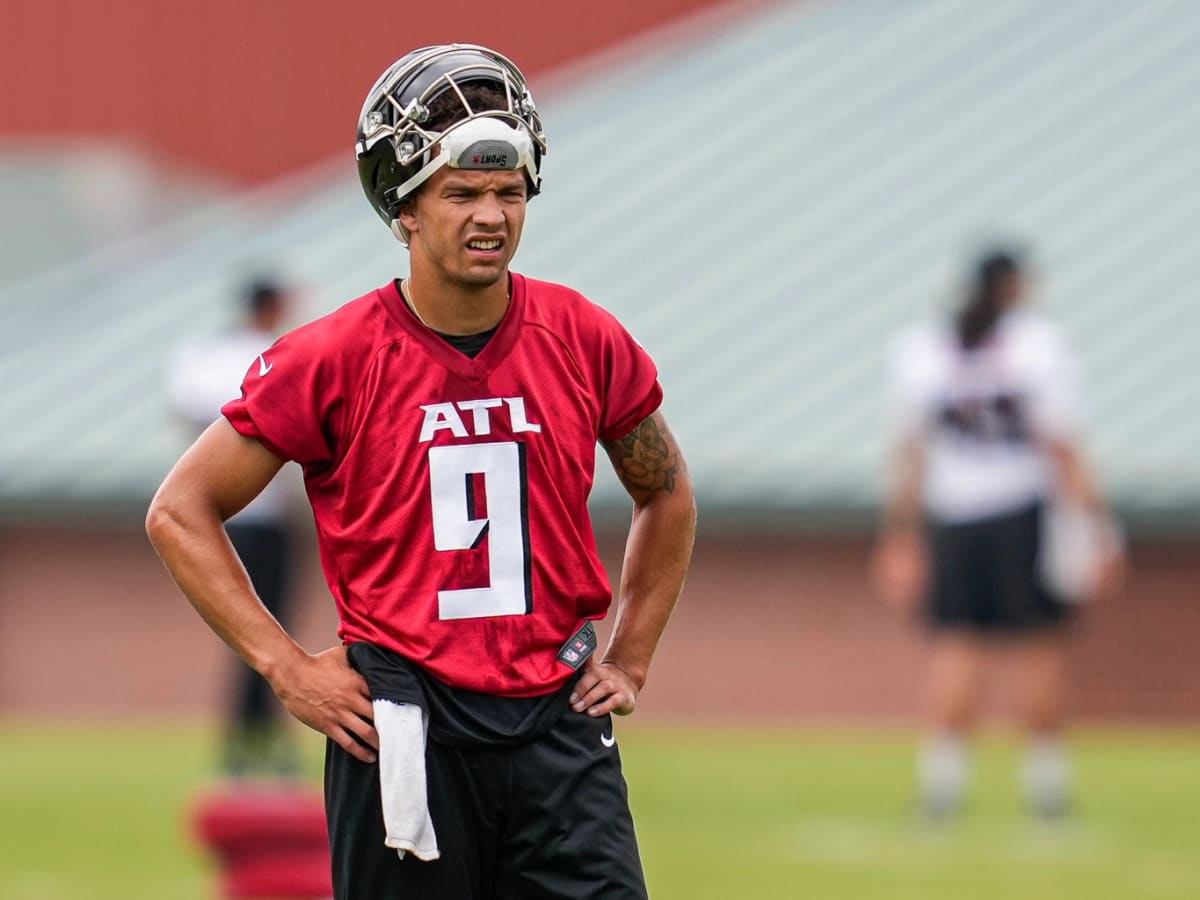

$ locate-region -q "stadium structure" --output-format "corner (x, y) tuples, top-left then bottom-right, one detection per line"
(0, 0), (1196, 722)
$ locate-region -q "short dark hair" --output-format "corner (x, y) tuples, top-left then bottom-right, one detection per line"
(244, 277), (284, 317)
(425, 81), (508, 132)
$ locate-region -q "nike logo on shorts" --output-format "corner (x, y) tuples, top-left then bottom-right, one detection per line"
(601, 732), (616, 748)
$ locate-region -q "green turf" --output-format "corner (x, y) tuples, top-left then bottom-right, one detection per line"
(623, 726), (1200, 900)
(1, 722), (1198, 899)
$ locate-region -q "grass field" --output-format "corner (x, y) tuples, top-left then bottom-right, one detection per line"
(1, 721), (1198, 899)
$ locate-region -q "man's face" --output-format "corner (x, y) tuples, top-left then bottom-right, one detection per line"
(401, 166), (528, 289)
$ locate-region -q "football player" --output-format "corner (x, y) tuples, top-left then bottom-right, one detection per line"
(871, 248), (1123, 820)
(148, 44), (696, 899)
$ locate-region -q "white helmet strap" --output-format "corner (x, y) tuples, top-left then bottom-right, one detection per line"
(388, 117), (537, 246)
(394, 117), (536, 202)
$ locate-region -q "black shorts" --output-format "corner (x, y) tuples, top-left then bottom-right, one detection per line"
(324, 706), (647, 900)
(927, 502), (1071, 632)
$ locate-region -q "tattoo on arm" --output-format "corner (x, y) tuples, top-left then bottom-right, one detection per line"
(604, 414), (681, 495)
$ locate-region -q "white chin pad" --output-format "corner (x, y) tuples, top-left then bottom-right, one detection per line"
(443, 117), (535, 175)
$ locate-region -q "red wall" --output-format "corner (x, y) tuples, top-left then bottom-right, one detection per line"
(4, 0), (744, 183)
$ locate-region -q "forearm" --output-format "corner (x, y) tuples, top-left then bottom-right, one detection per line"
(1043, 438), (1108, 514)
(601, 484), (696, 690)
(881, 438), (925, 535)
(146, 455), (305, 682)
(147, 415), (378, 759)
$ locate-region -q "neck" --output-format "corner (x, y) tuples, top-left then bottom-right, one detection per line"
(403, 270), (511, 335)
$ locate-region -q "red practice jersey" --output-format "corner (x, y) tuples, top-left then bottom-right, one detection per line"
(223, 274), (662, 696)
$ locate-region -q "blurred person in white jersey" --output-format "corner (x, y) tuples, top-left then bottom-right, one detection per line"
(871, 246), (1125, 820)
(166, 276), (301, 776)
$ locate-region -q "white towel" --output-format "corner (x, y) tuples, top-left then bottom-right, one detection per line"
(1038, 501), (1122, 602)
(374, 699), (440, 861)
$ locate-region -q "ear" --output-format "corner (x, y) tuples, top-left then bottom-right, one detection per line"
(396, 198), (419, 236)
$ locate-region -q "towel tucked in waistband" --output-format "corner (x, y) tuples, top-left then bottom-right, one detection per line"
(345, 642), (585, 864)
(374, 699), (439, 861)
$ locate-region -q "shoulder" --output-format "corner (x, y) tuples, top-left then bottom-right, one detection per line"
(248, 286), (409, 406)
(516, 274), (650, 370)
(519, 274), (629, 333)
(1001, 308), (1063, 339)
(514, 274), (661, 433)
(997, 309), (1073, 367)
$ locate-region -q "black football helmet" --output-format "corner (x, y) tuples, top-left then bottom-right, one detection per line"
(355, 44), (548, 241)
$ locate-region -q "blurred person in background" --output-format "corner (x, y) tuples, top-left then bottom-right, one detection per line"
(148, 43), (695, 900)
(870, 246), (1125, 821)
(166, 276), (300, 777)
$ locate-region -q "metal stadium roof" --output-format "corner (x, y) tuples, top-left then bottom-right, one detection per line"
(1, 0), (1198, 529)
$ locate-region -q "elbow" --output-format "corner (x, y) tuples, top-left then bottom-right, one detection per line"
(643, 475), (698, 534)
(145, 486), (194, 554)
(144, 491), (173, 550)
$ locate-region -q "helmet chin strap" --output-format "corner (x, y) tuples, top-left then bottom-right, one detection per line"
(391, 218), (412, 246)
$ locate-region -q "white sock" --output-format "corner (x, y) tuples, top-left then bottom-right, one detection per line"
(918, 734), (969, 818)
(1022, 736), (1070, 819)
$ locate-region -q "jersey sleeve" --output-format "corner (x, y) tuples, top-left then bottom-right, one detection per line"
(221, 326), (343, 467)
(593, 307), (664, 443)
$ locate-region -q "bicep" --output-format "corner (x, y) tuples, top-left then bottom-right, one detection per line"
(601, 410), (690, 504)
(157, 417), (287, 521)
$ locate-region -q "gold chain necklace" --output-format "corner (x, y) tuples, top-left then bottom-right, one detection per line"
(399, 278), (434, 330)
